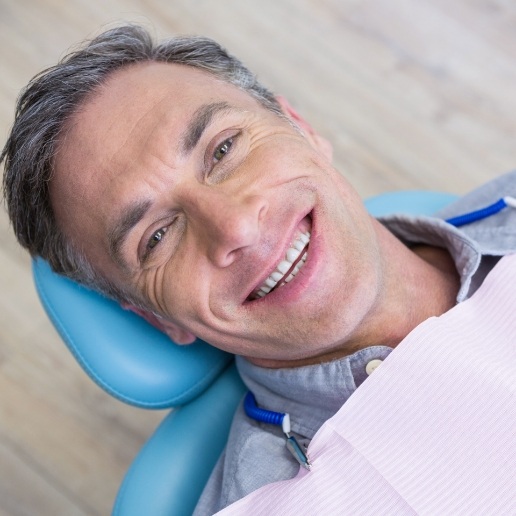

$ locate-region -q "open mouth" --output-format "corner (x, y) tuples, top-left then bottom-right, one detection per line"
(248, 215), (312, 301)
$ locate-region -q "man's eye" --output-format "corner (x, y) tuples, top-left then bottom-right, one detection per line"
(213, 137), (233, 162)
(147, 227), (168, 250)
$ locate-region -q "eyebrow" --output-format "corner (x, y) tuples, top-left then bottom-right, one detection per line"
(180, 101), (233, 156)
(108, 198), (151, 270)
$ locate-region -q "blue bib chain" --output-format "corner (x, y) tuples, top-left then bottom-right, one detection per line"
(244, 391), (312, 470)
(444, 196), (516, 227)
(244, 195), (516, 471)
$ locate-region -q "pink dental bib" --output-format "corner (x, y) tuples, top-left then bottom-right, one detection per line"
(218, 254), (516, 515)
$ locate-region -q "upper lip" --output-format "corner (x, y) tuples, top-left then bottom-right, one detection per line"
(245, 210), (312, 302)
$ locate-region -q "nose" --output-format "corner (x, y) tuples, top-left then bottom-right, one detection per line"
(189, 189), (269, 267)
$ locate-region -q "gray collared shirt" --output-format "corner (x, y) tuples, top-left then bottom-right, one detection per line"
(195, 170), (516, 515)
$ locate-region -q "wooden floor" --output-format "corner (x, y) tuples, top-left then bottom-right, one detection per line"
(0, 0), (515, 514)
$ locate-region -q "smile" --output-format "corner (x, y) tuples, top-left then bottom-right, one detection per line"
(250, 216), (312, 300)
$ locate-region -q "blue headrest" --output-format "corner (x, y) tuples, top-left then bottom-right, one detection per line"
(33, 258), (233, 409)
(32, 191), (457, 409)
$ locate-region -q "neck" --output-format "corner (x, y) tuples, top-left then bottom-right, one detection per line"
(349, 227), (461, 352)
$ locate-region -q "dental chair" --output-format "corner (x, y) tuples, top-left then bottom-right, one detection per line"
(32, 191), (457, 516)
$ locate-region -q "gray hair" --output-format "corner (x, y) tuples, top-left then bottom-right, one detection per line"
(1, 24), (280, 305)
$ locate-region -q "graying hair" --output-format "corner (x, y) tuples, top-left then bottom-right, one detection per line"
(1, 24), (280, 305)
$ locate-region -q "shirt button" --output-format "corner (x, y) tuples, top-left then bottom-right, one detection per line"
(365, 359), (383, 376)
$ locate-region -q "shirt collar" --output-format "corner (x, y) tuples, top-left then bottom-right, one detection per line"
(379, 214), (482, 301)
(237, 346), (393, 439)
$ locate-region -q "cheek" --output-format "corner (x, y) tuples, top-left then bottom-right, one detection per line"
(247, 139), (309, 181)
(155, 254), (210, 323)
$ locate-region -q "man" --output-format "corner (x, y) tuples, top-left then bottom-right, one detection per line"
(2, 25), (515, 514)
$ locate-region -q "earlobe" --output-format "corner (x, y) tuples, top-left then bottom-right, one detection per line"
(121, 303), (197, 345)
(161, 323), (197, 345)
(275, 95), (333, 162)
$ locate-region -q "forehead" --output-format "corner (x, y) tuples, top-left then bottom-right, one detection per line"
(55, 61), (263, 200)
(63, 61), (257, 164)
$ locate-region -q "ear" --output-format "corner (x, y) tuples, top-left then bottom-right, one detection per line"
(121, 303), (197, 345)
(275, 95), (333, 162)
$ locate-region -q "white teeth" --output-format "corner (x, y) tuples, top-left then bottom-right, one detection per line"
(254, 230), (311, 299)
(271, 271), (284, 282)
(265, 277), (277, 288)
(294, 240), (305, 251)
(286, 248), (301, 263)
(277, 260), (291, 274)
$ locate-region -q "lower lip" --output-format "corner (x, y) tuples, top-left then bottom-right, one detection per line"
(245, 210), (320, 306)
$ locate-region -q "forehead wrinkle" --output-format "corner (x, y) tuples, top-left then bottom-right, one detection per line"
(107, 198), (152, 271)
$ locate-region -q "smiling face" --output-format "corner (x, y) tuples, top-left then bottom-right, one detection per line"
(51, 61), (386, 366)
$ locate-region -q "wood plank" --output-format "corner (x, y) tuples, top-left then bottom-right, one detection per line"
(0, 0), (515, 513)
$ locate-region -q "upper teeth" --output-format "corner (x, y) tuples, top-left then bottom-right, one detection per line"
(256, 232), (310, 298)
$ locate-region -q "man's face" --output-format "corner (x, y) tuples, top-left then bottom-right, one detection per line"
(52, 62), (384, 365)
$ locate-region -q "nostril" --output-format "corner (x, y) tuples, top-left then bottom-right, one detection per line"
(207, 218), (257, 267)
